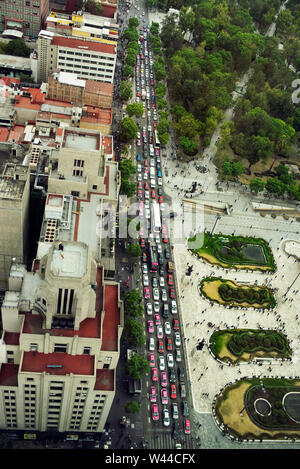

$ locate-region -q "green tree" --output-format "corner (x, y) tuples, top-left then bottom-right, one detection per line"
(122, 65), (134, 79)
(124, 289), (143, 315)
(128, 17), (139, 28)
(126, 352), (149, 379)
(179, 6), (195, 35)
(120, 117), (138, 142)
(125, 401), (141, 414)
(124, 28), (139, 42)
(178, 136), (197, 155)
(126, 102), (144, 118)
(126, 243), (142, 258)
(120, 81), (133, 102)
(250, 178), (266, 194)
(5, 39), (30, 57)
(123, 319), (145, 348)
(265, 177), (286, 197)
(119, 159), (136, 179)
(120, 179), (137, 198)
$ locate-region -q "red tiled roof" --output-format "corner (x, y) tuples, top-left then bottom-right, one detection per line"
(21, 351), (95, 376)
(52, 36), (116, 55)
(94, 369), (114, 391)
(0, 364), (19, 386)
(85, 80), (113, 96)
(101, 284), (120, 352)
(4, 332), (19, 346)
(0, 76), (20, 86)
(0, 127), (9, 142)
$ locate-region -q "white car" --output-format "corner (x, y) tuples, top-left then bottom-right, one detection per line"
(149, 337), (154, 351)
(163, 408), (170, 427)
(171, 300), (177, 314)
(176, 349), (182, 362)
(154, 301), (160, 313)
(157, 325), (163, 339)
(164, 322), (171, 335)
(153, 288), (159, 301)
(157, 244), (162, 254)
(146, 302), (153, 315)
(157, 178), (163, 186)
(145, 190), (150, 199)
(143, 172), (148, 180)
(160, 203), (165, 212)
(143, 274), (149, 286)
(161, 289), (167, 302)
(159, 356), (165, 371)
(159, 277), (165, 287)
(145, 208), (151, 218)
(167, 353), (174, 368)
(137, 164), (142, 173)
(174, 332), (181, 347)
(142, 264), (148, 274)
(137, 173), (142, 181)
(150, 159), (155, 167)
(155, 234), (160, 244)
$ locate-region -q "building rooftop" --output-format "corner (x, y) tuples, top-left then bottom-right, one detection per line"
(50, 243), (88, 278)
(21, 351), (95, 376)
(0, 54), (31, 71)
(51, 35), (116, 54)
(94, 369), (114, 391)
(0, 364), (19, 386)
(101, 284), (120, 352)
(0, 177), (26, 201)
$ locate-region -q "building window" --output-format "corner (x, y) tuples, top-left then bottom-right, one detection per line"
(92, 185), (97, 190)
(74, 159), (84, 167)
(30, 344), (38, 352)
(71, 191), (79, 197)
(54, 344), (67, 353)
(83, 347), (91, 355)
(103, 363), (109, 369)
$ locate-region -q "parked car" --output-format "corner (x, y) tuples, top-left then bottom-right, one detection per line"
(175, 349), (182, 363)
(170, 384), (177, 399)
(148, 353), (155, 367)
(167, 353), (174, 368)
(174, 332), (181, 347)
(147, 320), (154, 333)
(157, 339), (164, 354)
(159, 355), (165, 371)
(178, 367), (185, 383)
(161, 371), (167, 387)
(172, 403), (179, 419)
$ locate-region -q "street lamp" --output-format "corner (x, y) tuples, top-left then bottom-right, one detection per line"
(211, 213), (221, 235)
(283, 271), (300, 297)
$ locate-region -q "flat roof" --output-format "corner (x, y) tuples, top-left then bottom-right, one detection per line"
(50, 243), (88, 278)
(65, 133), (98, 150)
(52, 36), (116, 54)
(21, 352), (95, 376)
(0, 364), (19, 386)
(0, 54), (31, 70)
(101, 284), (120, 352)
(94, 369), (114, 391)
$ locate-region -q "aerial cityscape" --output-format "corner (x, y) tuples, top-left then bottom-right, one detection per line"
(0, 0), (299, 454)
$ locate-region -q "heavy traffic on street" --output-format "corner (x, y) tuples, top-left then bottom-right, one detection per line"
(133, 10), (192, 446)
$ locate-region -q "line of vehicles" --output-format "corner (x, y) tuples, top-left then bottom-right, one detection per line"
(134, 17), (191, 440)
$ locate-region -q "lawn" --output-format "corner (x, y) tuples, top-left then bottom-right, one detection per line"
(188, 232), (276, 272)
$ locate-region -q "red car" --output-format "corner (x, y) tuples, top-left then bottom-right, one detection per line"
(149, 353), (155, 367)
(152, 367), (158, 382)
(162, 237), (168, 244)
(148, 320), (154, 333)
(151, 190), (156, 199)
(140, 238), (146, 248)
(161, 371), (167, 387)
(155, 148), (160, 156)
(154, 314), (161, 326)
(173, 319), (179, 331)
(158, 196), (164, 204)
(170, 384), (177, 399)
(142, 252), (147, 263)
(138, 181), (142, 189)
(168, 274), (173, 286)
(144, 181), (149, 190)
(138, 189), (143, 199)
(157, 339), (164, 353)
(169, 288), (175, 299)
(166, 337), (172, 351)
(144, 160), (148, 167)
(184, 420), (191, 434)
(136, 91), (140, 97)
(152, 404), (159, 421)
(144, 287), (150, 299)
(150, 386), (157, 403)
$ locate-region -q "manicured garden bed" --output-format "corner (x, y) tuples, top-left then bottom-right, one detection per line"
(188, 233), (276, 272)
(209, 329), (291, 364)
(200, 277), (276, 309)
(214, 378), (300, 441)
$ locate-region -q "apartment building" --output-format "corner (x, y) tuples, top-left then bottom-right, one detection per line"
(0, 159), (30, 291)
(45, 11), (118, 43)
(37, 30), (117, 84)
(0, 0), (49, 39)
(47, 71), (113, 108)
(0, 242), (123, 433)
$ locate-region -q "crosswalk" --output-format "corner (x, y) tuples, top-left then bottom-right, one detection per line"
(146, 430), (194, 450)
